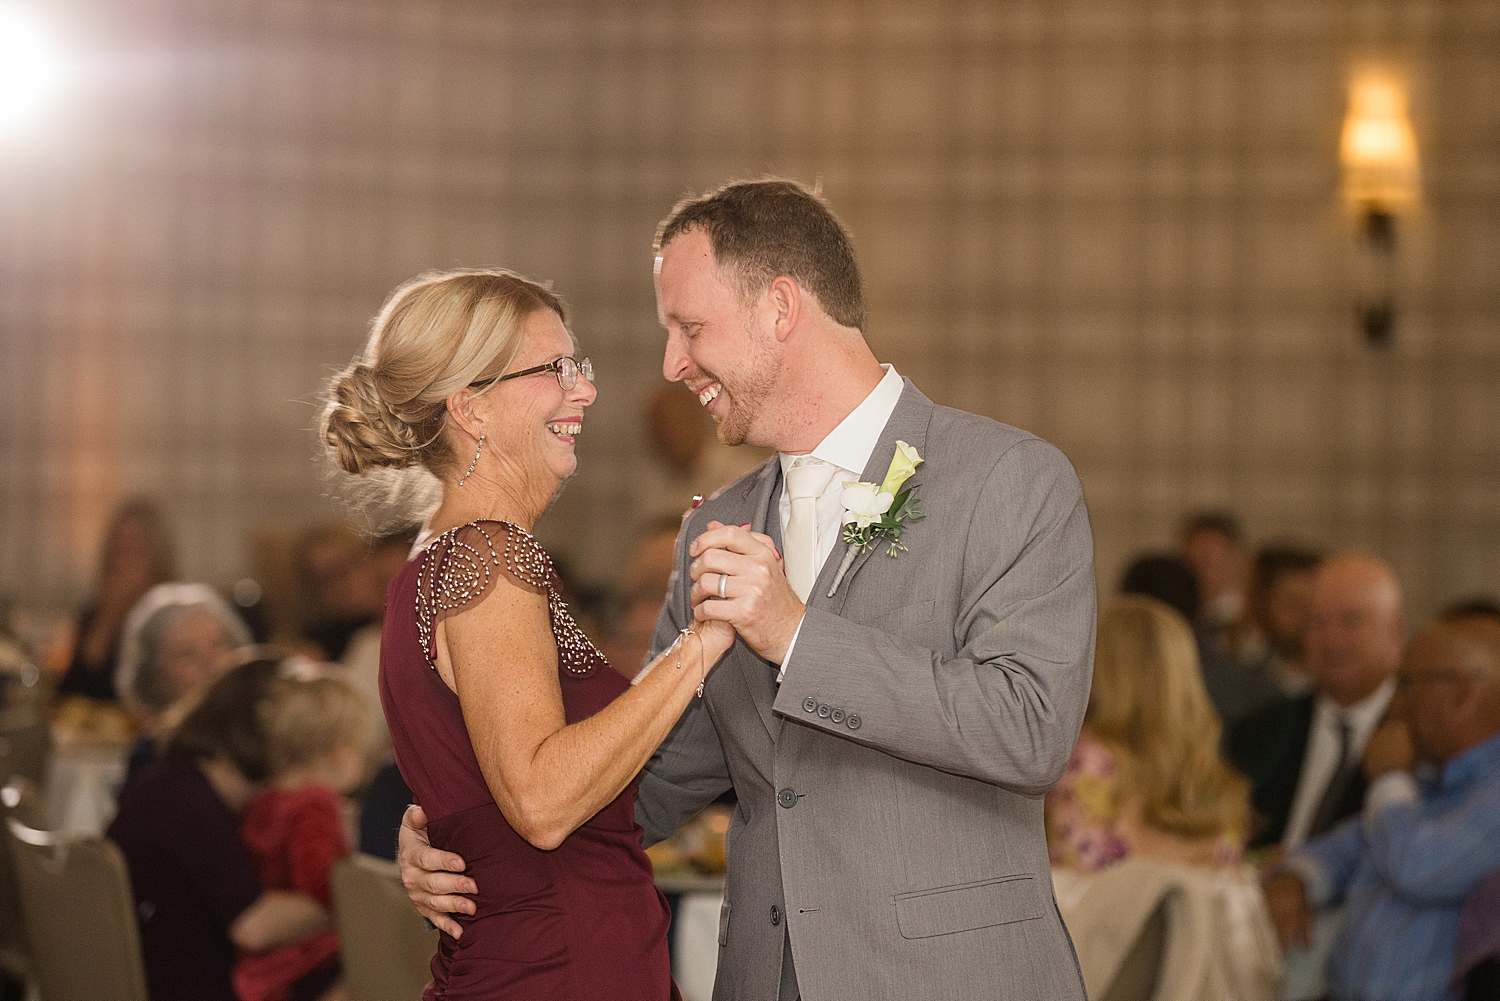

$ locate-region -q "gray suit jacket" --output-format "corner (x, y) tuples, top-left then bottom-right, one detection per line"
(636, 380), (1095, 1001)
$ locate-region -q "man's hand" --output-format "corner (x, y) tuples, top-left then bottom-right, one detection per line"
(397, 805), (476, 939)
(1362, 717), (1415, 781)
(689, 521), (803, 664)
(1263, 871), (1311, 952)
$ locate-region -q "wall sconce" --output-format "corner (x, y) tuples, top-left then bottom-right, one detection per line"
(1339, 69), (1420, 348)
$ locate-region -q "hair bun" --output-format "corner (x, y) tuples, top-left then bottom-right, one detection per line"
(320, 363), (429, 475)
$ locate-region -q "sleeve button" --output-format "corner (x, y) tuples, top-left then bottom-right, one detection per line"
(817, 703), (831, 718)
(802, 697), (818, 713)
(846, 713), (862, 730)
(830, 707), (846, 723)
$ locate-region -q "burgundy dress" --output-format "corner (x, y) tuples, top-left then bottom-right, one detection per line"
(380, 521), (676, 1001)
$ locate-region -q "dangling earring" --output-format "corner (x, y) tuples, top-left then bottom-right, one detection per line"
(457, 434), (484, 486)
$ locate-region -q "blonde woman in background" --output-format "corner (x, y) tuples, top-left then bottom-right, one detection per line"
(1046, 595), (1280, 1000)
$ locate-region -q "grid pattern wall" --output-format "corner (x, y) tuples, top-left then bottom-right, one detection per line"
(1, 0), (1496, 621)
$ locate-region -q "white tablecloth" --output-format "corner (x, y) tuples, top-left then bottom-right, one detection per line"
(673, 890), (723, 1001)
(44, 742), (128, 835)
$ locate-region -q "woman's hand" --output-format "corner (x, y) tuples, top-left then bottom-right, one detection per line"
(671, 617), (735, 694)
(397, 805), (476, 939)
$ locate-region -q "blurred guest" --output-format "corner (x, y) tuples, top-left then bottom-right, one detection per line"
(1264, 617), (1500, 1001)
(599, 519), (681, 679)
(1049, 596), (1251, 869)
(116, 582), (253, 784)
(1047, 596), (1278, 998)
(1122, 553), (1278, 726)
(1443, 597), (1500, 625)
(1121, 553), (1199, 623)
(1445, 604), (1500, 1000)
(634, 382), (769, 526)
(1227, 554), (1405, 1000)
(1226, 554), (1405, 851)
(108, 658), (338, 1001)
(356, 760), (410, 861)
(1232, 546), (1324, 696)
(56, 498), (176, 702)
(1456, 869), (1500, 1001)
(294, 524), (385, 663)
(236, 675), (371, 1001)
(327, 528), (419, 758)
(1183, 510), (1249, 638)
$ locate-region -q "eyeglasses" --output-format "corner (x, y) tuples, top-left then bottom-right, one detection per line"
(471, 356), (593, 392)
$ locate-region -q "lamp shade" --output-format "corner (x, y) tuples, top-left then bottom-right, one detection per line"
(1340, 70), (1421, 209)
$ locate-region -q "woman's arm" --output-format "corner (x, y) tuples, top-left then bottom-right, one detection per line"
(438, 579), (732, 851)
(229, 890), (332, 953)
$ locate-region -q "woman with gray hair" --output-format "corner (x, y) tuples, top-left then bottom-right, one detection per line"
(117, 583), (252, 783)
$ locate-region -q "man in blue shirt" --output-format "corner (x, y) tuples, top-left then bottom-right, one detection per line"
(1264, 616), (1500, 1000)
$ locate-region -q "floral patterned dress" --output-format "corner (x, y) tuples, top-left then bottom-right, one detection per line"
(1046, 729), (1132, 871)
(1045, 729), (1243, 871)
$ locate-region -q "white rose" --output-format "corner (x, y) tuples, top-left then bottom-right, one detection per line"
(841, 481), (894, 529)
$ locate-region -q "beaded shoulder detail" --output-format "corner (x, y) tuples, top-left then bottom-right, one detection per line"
(415, 520), (604, 677)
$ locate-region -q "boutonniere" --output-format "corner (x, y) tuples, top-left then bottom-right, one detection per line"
(840, 440), (925, 558)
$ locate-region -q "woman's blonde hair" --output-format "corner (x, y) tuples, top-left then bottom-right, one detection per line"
(1085, 595), (1250, 842)
(320, 269), (567, 478)
(260, 675), (372, 776)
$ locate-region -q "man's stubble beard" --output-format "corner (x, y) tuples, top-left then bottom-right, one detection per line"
(711, 326), (780, 449)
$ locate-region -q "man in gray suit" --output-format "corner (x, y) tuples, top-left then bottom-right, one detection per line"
(402, 179), (1096, 999)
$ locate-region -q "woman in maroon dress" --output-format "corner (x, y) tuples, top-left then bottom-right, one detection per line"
(320, 270), (732, 1000)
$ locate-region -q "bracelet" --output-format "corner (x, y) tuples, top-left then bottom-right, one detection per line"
(677, 627), (706, 697)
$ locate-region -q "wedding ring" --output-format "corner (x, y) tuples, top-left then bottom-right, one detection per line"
(717, 572), (729, 600)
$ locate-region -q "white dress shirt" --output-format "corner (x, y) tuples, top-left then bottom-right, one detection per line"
(1282, 677), (1396, 849)
(774, 365), (904, 680)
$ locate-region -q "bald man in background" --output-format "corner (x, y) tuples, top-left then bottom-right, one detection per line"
(1265, 617), (1500, 1001)
(1225, 554), (1406, 1000)
(1226, 554), (1406, 852)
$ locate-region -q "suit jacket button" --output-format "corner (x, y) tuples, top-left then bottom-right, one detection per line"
(777, 788), (797, 809)
(817, 702), (831, 718)
(770, 905), (782, 926)
(803, 697), (817, 713)
(847, 713), (862, 730)
(830, 707), (846, 723)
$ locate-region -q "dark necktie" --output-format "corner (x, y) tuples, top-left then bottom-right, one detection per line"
(1308, 716), (1358, 839)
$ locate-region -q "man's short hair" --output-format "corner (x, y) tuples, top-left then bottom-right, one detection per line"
(654, 178), (867, 331)
(1181, 510), (1244, 546)
(1120, 554), (1199, 624)
(1252, 544), (1323, 592)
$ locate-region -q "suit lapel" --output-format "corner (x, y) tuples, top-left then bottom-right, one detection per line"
(813, 380), (934, 617)
(733, 459), (786, 741)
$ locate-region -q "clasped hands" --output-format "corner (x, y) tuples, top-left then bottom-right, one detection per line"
(687, 520), (805, 666)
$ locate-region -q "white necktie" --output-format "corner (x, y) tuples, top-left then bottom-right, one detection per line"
(784, 457), (836, 602)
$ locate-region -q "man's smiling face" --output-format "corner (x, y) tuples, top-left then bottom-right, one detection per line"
(655, 228), (779, 448)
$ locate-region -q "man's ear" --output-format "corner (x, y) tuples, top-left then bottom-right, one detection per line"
(768, 276), (801, 343)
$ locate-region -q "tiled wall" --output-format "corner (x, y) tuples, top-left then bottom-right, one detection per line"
(2, 0), (1496, 622)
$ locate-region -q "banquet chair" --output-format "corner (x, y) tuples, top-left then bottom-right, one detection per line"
(1099, 900), (1166, 1001)
(0, 721), (50, 791)
(5, 814), (148, 1001)
(0, 779), (45, 994)
(331, 852), (438, 1001)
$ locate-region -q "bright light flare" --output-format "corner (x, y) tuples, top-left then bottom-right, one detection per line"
(0, 7), (64, 134)
(1340, 69), (1420, 208)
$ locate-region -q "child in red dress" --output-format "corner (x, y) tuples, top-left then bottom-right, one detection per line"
(235, 675), (372, 1001)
